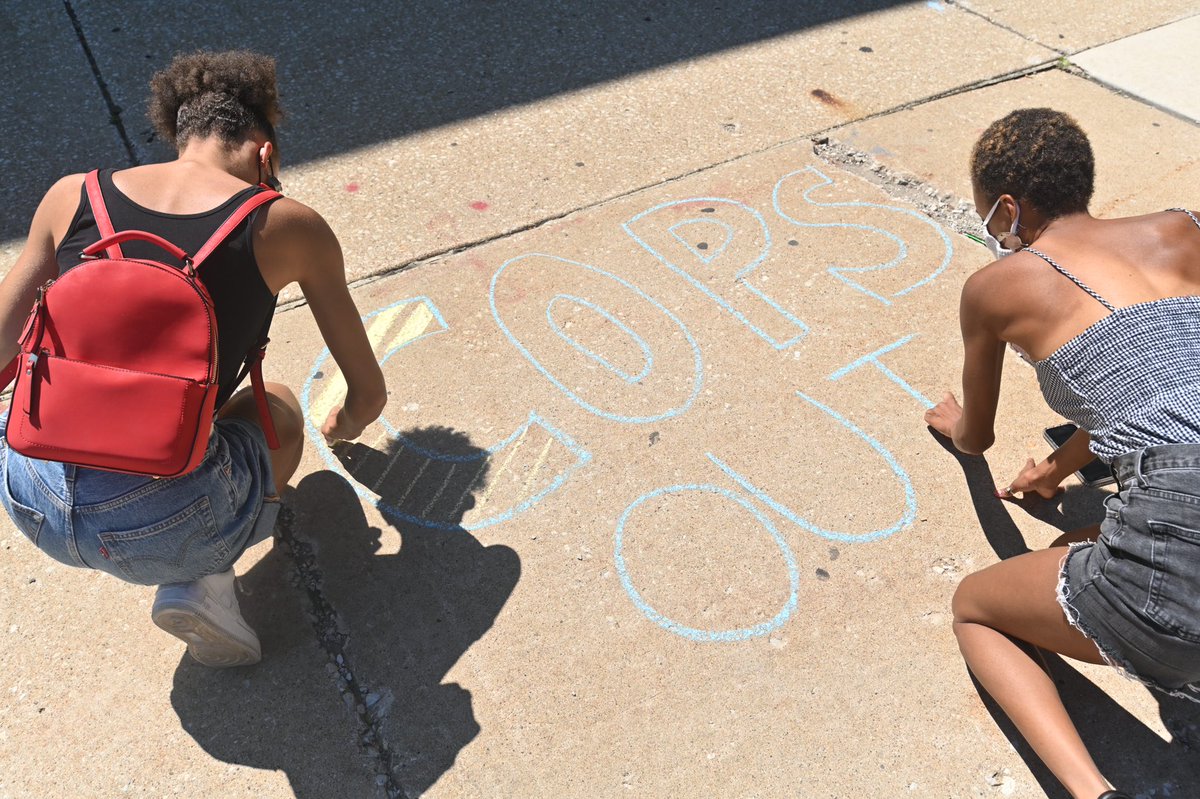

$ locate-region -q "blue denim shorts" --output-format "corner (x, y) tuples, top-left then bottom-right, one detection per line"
(0, 411), (278, 586)
(1058, 443), (1200, 701)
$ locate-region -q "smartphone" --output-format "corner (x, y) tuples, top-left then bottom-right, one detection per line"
(1043, 423), (1116, 487)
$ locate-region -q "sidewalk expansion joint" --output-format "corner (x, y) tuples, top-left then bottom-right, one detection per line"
(276, 60), (1059, 314)
(1068, 71), (1200, 130)
(810, 137), (980, 240)
(61, 0), (139, 167)
(811, 60), (1061, 140)
(943, 0), (1067, 55)
(273, 504), (408, 799)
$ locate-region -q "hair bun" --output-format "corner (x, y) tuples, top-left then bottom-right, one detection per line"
(149, 50), (281, 147)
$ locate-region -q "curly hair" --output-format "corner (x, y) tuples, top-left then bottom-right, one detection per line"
(148, 50), (281, 149)
(970, 108), (1094, 218)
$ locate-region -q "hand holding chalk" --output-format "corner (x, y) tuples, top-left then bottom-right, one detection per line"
(995, 457), (1065, 501)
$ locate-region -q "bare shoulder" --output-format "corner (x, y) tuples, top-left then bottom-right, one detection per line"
(1106, 209), (1200, 270)
(253, 197), (343, 290)
(46, 172), (86, 199)
(29, 173), (87, 244)
(962, 251), (1041, 299)
(42, 173), (87, 216)
(960, 251), (1050, 324)
(1105, 208), (1199, 241)
(1164, 208), (1200, 237)
(257, 196), (333, 236)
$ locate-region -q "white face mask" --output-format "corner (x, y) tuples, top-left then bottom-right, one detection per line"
(981, 196), (1021, 259)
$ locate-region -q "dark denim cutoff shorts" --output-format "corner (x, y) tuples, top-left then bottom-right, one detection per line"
(1058, 443), (1200, 702)
(0, 411), (279, 586)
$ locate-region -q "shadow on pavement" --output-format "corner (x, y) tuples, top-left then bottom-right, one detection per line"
(1009, 484), (1109, 535)
(937, 430), (1200, 797)
(171, 426), (520, 798)
(6, 0), (913, 242)
(168, 539), (374, 796)
(975, 655), (1200, 798)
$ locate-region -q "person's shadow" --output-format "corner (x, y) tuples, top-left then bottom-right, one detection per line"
(934, 432), (1200, 797)
(170, 426), (520, 798)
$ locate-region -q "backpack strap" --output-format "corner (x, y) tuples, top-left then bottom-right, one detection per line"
(249, 344), (280, 450)
(84, 170), (123, 259)
(230, 298), (281, 450)
(191, 188), (281, 270)
(193, 187), (284, 449)
(2, 171), (113, 390)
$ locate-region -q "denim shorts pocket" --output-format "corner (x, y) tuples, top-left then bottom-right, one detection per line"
(1100, 493), (1127, 551)
(1145, 520), (1200, 643)
(2, 457), (45, 546)
(211, 444), (239, 512)
(3, 492), (45, 548)
(97, 495), (230, 585)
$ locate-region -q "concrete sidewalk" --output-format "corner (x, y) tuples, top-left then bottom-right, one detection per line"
(2, 3), (1200, 798)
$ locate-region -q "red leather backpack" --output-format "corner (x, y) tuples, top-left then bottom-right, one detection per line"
(1, 170), (281, 477)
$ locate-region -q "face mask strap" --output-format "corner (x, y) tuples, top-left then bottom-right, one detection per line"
(1001, 202), (1022, 247)
(982, 196), (1003, 227)
(982, 196), (1022, 249)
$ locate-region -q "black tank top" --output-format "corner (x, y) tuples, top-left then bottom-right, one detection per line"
(55, 169), (277, 408)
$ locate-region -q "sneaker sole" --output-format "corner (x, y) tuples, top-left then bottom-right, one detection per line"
(152, 605), (261, 668)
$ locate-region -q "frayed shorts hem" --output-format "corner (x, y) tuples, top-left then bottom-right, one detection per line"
(1057, 542), (1200, 704)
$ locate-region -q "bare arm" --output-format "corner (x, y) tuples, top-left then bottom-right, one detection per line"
(258, 200), (387, 440)
(924, 271), (1005, 454)
(1001, 426), (1094, 499)
(0, 176), (82, 366)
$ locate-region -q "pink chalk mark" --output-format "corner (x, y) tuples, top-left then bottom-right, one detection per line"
(345, 182), (360, 193)
(469, 201), (490, 212)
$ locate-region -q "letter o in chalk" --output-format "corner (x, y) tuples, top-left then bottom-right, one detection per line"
(614, 484), (800, 642)
(490, 254), (703, 424)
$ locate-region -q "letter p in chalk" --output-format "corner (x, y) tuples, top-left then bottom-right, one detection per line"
(623, 199), (809, 350)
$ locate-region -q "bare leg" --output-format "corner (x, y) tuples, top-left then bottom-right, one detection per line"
(952, 547), (1114, 799)
(218, 382), (304, 495)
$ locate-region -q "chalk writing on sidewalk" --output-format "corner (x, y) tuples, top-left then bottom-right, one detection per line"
(773, 166), (953, 305)
(490, 254), (704, 424)
(625, 199), (809, 350)
(615, 484), (800, 642)
(303, 297), (591, 530)
(302, 162), (953, 640)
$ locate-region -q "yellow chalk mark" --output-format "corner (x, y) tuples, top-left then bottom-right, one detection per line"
(449, 458), (491, 519)
(385, 302), (435, 354)
(310, 303), (410, 426)
(475, 425), (529, 511)
(309, 376), (346, 428)
(372, 442), (407, 492)
(520, 437), (554, 497)
(422, 463), (457, 517)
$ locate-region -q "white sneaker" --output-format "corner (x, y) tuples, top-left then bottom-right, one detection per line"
(152, 569), (261, 667)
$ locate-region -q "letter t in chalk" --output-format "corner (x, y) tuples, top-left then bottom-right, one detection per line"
(828, 334), (933, 409)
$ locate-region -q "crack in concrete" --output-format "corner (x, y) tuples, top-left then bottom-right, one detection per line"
(810, 136), (982, 239)
(274, 504), (407, 799)
(277, 61), (1060, 314)
(61, 0), (139, 167)
(943, 0), (1068, 55)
